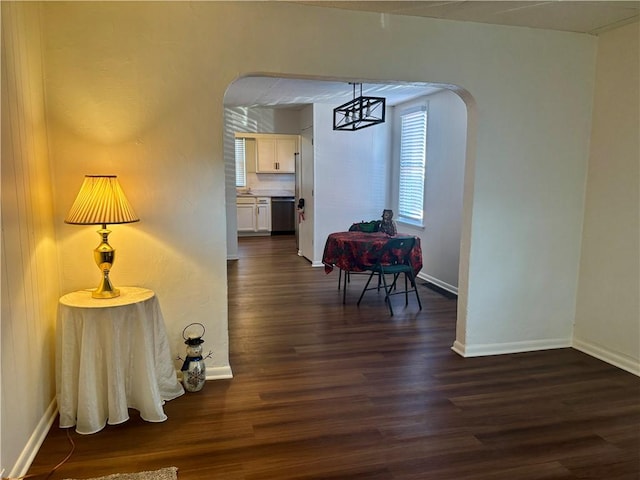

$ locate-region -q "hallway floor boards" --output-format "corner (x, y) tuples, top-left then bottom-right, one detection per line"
(28, 235), (640, 479)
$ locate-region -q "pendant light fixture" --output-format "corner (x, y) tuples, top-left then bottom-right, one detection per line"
(333, 83), (386, 131)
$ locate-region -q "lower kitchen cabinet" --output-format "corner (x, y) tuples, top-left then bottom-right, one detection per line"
(236, 201), (256, 232)
(237, 197), (271, 235)
(256, 198), (271, 231)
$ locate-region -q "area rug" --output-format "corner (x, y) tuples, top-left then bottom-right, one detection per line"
(63, 466), (177, 480)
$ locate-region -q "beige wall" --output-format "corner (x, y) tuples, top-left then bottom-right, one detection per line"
(44, 2), (232, 384)
(1, 2), (60, 475)
(40, 1), (598, 367)
(5, 1), (633, 474)
(573, 22), (640, 375)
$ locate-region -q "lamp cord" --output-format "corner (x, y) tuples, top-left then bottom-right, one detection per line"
(2, 428), (75, 480)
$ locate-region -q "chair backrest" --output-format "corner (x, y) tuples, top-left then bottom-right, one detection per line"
(349, 221), (380, 233)
(376, 236), (416, 266)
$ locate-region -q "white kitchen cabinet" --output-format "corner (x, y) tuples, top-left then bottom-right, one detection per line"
(236, 201), (256, 232)
(256, 197), (271, 232)
(237, 196), (271, 235)
(256, 135), (298, 173)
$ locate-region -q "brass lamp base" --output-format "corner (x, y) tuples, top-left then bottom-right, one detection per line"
(92, 225), (120, 299)
(93, 275), (120, 299)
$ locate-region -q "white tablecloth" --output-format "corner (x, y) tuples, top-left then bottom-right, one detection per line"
(56, 287), (184, 434)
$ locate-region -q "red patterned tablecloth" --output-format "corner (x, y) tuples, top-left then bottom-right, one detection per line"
(322, 231), (423, 275)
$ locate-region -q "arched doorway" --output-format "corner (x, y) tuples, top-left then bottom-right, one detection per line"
(222, 75), (476, 354)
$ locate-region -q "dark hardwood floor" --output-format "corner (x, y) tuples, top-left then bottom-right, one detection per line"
(29, 235), (640, 479)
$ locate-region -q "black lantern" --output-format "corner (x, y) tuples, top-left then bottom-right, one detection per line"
(333, 83), (386, 131)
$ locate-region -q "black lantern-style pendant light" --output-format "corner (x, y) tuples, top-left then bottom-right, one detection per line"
(333, 83), (386, 131)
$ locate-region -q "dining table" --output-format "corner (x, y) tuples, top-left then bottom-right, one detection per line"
(322, 231), (423, 301)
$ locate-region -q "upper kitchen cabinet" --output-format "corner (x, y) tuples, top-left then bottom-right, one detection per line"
(255, 134), (298, 173)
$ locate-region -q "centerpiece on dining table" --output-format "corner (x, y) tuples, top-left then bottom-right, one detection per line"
(348, 209), (397, 235)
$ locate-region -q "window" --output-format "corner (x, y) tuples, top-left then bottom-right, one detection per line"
(235, 137), (246, 187)
(398, 106), (427, 227)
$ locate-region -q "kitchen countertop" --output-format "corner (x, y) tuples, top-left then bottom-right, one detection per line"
(237, 189), (294, 198)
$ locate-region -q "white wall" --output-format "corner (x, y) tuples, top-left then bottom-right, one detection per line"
(1, 3), (60, 476)
(39, 0), (598, 375)
(3, 1), (608, 473)
(312, 103), (392, 263)
(573, 22), (640, 375)
(390, 90), (467, 293)
(224, 106), (299, 260)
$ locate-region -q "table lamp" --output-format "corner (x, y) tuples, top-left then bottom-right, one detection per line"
(65, 175), (140, 299)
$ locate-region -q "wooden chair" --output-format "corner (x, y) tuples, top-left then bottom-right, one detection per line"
(357, 236), (422, 316)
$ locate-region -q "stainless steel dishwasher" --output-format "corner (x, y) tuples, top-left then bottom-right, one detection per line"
(271, 197), (295, 234)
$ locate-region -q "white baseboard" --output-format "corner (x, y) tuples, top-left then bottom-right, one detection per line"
(572, 338), (640, 377)
(8, 398), (58, 479)
(317, 266), (459, 296)
(205, 365), (233, 380)
(451, 337), (571, 357)
(417, 273), (458, 295)
(451, 340), (466, 356)
(227, 254), (239, 261)
(7, 368), (233, 478)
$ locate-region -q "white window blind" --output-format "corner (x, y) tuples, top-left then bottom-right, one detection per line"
(235, 138), (246, 187)
(398, 107), (427, 226)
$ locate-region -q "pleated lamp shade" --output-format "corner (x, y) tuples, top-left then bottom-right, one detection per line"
(65, 175), (140, 225)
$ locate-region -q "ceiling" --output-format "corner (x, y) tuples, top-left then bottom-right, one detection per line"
(224, 77), (443, 109)
(224, 1), (639, 110)
(298, 1), (639, 35)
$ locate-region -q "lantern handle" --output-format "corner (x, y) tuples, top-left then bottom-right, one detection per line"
(182, 322), (205, 340)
